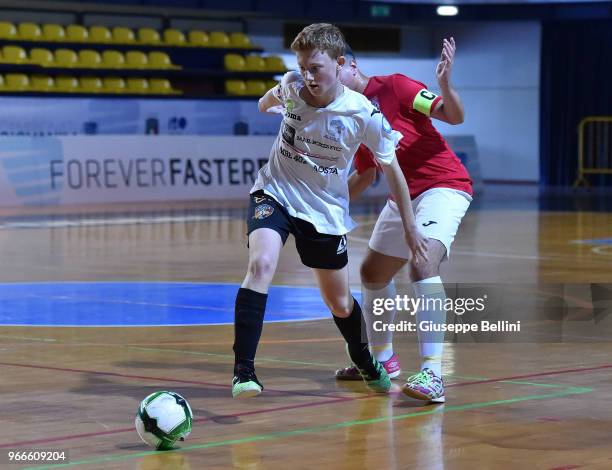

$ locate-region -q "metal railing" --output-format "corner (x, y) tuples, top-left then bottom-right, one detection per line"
(574, 116), (612, 187)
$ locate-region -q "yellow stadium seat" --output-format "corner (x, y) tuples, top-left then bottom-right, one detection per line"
(148, 51), (178, 69)
(1, 46), (28, 64)
(78, 49), (102, 68)
(0, 22), (16, 40)
(79, 76), (103, 93)
(266, 80), (278, 90)
(112, 26), (135, 44)
(225, 79), (246, 96)
(209, 31), (230, 47)
(5, 73), (30, 91)
(42, 24), (65, 42)
(89, 25), (112, 43)
(245, 80), (266, 96)
(188, 30), (209, 47)
(163, 29), (186, 46)
(126, 77), (148, 94)
(102, 50), (125, 68)
(224, 54), (245, 71)
(244, 55), (265, 72)
(17, 22), (41, 41)
(66, 25), (88, 42)
(229, 32), (252, 48)
(30, 48), (54, 67)
(149, 78), (180, 95)
(102, 76), (125, 93)
(55, 75), (79, 92)
(264, 55), (286, 72)
(137, 28), (161, 44)
(125, 51), (148, 68)
(0, 74), (5, 91)
(54, 49), (78, 67)
(30, 74), (54, 92)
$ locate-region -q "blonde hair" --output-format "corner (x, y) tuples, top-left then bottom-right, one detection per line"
(290, 23), (347, 59)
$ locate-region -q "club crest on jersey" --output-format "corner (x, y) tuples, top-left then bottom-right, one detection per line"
(381, 115), (392, 134)
(285, 99), (301, 121)
(282, 122), (296, 146)
(253, 204), (274, 220)
(325, 119), (345, 142)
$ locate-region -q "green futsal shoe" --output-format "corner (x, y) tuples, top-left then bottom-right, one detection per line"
(343, 344), (391, 393)
(357, 356), (392, 393)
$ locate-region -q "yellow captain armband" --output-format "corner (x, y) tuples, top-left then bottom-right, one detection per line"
(412, 89), (439, 116)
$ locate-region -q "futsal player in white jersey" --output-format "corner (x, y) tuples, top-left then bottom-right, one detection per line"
(232, 23), (429, 398)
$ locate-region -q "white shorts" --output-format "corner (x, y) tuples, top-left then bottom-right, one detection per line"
(369, 188), (471, 260)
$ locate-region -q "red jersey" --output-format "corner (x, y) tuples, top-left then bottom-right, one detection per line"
(353, 74), (472, 198)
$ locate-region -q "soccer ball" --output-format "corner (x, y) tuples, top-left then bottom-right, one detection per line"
(135, 391), (193, 450)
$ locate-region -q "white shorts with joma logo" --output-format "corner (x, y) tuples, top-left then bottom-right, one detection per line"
(369, 187), (472, 260)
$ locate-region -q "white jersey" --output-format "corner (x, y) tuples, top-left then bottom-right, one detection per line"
(251, 74), (402, 235)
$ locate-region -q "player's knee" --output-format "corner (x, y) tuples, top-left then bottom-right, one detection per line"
(360, 262), (387, 285)
(360, 265), (394, 291)
(247, 256), (276, 283)
(410, 260), (439, 281)
(328, 299), (352, 318)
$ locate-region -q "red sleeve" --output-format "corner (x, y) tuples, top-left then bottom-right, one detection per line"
(392, 74), (424, 104)
(392, 74), (442, 115)
(354, 145), (379, 175)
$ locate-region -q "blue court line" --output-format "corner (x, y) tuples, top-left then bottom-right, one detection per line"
(0, 282), (333, 327)
(572, 238), (612, 245)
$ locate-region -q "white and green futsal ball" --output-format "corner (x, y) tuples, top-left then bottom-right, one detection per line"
(135, 391), (193, 450)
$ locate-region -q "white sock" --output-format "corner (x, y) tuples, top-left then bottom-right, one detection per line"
(413, 276), (446, 377)
(362, 281), (396, 362)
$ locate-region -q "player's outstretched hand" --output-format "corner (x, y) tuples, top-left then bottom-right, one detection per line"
(436, 37), (456, 87)
(406, 229), (430, 264)
(266, 104), (285, 114)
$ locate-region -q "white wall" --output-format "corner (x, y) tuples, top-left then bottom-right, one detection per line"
(433, 22), (541, 182)
(278, 21), (541, 182)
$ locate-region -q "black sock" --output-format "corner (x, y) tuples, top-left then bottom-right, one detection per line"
(333, 298), (373, 368)
(233, 287), (267, 374)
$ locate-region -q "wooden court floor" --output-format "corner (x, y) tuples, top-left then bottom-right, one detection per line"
(1, 192), (612, 469)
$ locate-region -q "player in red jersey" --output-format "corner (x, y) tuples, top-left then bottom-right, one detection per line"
(335, 38), (472, 403)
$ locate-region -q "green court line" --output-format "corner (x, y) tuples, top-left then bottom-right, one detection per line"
(124, 347), (586, 390)
(0, 335), (585, 389)
(123, 348), (591, 390)
(23, 385), (592, 470)
(127, 345), (333, 367)
(494, 380), (570, 388)
(0, 334), (581, 391)
(0, 334), (334, 367)
(0, 334), (58, 343)
(445, 374), (575, 389)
